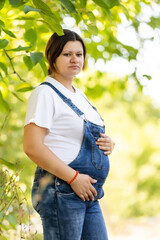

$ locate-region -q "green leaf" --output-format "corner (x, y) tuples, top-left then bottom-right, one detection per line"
(32, 0), (55, 18)
(38, 18), (63, 35)
(17, 86), (34, 92)
(2, 28), (16, 38)
(92, 0), (109, 10)
(14, 16), (36, 21)
(0, 39), (9, 49)
(0, 157), (15, 170)
(72, 13), (81, 25)
(0, 0), (5, 10)
(149, 16), (160, 29)
(59, 0), (76, 13)
(92, 0), (120, 9)
(80, 0), (87, 8)
(8, 214), (17, 228)
(0, 20), (5, 27)
(87, 23), (98, 35)
(24, 5), (40, 14)
(39, 59), (47, 76)
(0, 72), (3, 80)
(106, 0), (120, 8)
(86, 11), (96, 22)
(85, 84), (106, 99)
(23, 55), (34, 70)
(0, 91), (10, 113)
(143, 74), (152, 80)
(11, 92), (24, 102)
(0, 221), (8, 231)
(9, 0), (20, 6)
(0, 62), (8, 75)
(31, 0), (63, 35)
(24, 28), (37, 46)
(0, 222), (8, 231)
(30, 52), (43, 65)
(6, 45), (31, 51)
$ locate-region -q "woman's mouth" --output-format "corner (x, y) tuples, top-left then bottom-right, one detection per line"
(69, 66), (79, 69)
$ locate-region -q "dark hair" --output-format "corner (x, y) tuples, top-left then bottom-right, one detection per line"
(45, 29), (86, 75)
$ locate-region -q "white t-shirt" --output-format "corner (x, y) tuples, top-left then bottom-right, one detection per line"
(24, 76), (104, 165)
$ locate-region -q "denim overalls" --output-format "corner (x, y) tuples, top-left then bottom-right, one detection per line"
(32, 82), (110, 240)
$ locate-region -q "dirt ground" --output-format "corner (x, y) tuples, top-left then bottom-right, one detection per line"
(108, 216), (160, 240)
(100, 199), (160, 240)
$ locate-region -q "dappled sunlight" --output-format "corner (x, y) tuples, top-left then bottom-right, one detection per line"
(1, 0), (160, 239)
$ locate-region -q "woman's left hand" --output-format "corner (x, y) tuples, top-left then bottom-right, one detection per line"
(96, 133), (115, 155)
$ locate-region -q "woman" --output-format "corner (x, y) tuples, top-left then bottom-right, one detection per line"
(23, 29), (115, 240)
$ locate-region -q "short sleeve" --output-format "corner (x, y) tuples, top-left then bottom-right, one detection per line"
(24, 86), (54, 130)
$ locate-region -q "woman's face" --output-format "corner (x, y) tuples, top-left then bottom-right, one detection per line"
(54, 41), (84, 79)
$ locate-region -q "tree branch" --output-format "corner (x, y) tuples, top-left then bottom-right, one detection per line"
(3, 49), (26, 82)
(0, 110), (11, 133)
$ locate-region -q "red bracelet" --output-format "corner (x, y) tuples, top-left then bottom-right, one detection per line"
(67, 171), (79, 184)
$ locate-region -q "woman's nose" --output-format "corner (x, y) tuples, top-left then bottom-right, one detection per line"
(70, 54), (78, 62)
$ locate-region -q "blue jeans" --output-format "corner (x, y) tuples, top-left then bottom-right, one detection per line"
(32, 82), (110, 239)
(32, 172), (108, 240)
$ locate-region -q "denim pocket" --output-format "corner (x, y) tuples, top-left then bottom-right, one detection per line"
(92, 182), (104, 200)
(55, 179), (75, 196)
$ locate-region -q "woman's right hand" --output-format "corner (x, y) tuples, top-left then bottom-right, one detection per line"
(70, 173), (97, 201)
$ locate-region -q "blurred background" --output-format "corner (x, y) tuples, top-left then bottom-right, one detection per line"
(0, 0), (160, 239)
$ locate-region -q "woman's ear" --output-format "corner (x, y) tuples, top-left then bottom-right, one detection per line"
(53, 62), (56, 71)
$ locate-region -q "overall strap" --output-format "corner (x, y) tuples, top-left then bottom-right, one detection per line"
(40, 82), (84, 117)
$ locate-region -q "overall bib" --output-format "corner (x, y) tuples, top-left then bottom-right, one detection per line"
(32, 82), (110, 240)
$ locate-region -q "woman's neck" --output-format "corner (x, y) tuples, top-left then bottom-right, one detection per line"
(50, 73), (75, 93)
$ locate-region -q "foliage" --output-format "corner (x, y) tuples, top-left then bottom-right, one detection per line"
(0, 0), (159, 116)
(0, 0), (160, 238)
(0, 168), (40, 239)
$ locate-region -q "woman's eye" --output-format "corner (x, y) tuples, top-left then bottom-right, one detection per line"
(63, 53), (83, 57)
(63, 53), (71, 56)
(77, 53), (83, 57)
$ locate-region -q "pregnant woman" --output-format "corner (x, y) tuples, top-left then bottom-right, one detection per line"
(23, 29), (115, 240)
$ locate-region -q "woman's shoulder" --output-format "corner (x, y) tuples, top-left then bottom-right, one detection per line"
(75, 87), (88, 100)
(29, 81), (57, 100)
(26, 84), (57, 110)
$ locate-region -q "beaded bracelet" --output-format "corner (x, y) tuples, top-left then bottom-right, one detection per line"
(67, 171), (79, 184)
